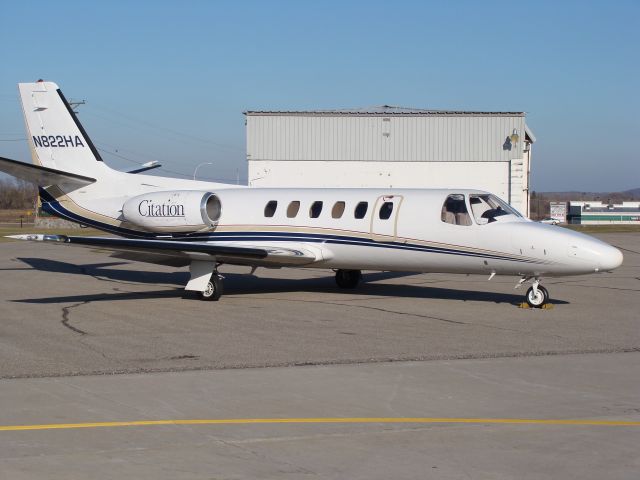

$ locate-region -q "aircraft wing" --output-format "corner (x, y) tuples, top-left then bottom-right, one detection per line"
(6, 234), (327, 268)
(0, 156), (96, 187)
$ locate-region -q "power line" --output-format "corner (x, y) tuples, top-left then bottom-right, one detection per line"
(95, 145), (237, 183)
(96, 146), (145, 166)
(94, 140), (174, 165)
(88, 103), (244, 153)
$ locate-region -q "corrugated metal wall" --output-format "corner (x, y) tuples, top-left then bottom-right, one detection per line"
(247, 115), (526, 163)
(249, 160), (511, 200)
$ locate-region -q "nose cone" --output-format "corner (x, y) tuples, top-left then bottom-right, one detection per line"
(564, 229), (624, 273)
(599, 244), (624, 271)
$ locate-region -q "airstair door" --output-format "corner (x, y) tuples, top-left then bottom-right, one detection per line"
(370, 195), (403, 242)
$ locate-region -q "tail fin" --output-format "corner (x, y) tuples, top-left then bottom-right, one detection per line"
(19, 81), (108, 178)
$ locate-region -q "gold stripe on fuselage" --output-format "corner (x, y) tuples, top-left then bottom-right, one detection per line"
(43, 191), (546, 264)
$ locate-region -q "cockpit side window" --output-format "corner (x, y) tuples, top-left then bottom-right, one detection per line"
(470, 194), (522, 224)
(441, 194), (472, 226)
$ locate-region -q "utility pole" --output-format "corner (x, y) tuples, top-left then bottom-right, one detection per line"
(68, 99), (86, 114)
(34, 195), (39, 223)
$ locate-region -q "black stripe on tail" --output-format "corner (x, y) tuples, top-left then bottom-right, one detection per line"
(56, 88), (104, 162)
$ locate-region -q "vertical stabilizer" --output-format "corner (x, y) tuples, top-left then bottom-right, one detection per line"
(19, 81), (108, 178)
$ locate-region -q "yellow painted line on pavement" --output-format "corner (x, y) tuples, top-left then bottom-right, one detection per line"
(1, 417), (639, 432)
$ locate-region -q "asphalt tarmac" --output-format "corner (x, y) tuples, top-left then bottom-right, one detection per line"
(1, 353), (638, 479)
(0, 231), (638, 478)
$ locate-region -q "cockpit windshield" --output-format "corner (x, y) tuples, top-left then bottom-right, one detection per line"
(469, 194), (522, 224)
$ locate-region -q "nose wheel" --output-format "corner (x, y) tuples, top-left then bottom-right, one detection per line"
(517, 277), (550, 308)
(525, 284), (549, 308)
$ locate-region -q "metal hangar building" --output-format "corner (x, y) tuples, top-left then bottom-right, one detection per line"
(245, 106), (536, 216)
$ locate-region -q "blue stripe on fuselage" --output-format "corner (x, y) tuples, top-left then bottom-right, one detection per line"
(38, 191), (539, 264)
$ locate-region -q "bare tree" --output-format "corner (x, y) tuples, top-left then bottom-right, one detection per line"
(0, 178), (37, 209)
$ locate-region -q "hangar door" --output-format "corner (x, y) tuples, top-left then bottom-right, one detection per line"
(370, 195), (403, 242)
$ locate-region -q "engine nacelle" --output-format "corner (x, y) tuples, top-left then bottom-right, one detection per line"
(122, 190), (222, 232)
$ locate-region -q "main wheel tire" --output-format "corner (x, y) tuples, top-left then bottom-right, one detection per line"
(198, 275), (223, 301)
(335, 269), (362, 289)
(525, 285), (548, 308)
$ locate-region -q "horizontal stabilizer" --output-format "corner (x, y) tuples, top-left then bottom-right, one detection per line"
(0, 156), (96, 187)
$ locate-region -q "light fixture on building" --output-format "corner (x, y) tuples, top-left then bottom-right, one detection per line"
(510, 129), (520, 145)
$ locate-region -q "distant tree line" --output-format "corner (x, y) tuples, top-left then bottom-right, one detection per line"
(0, 178), (37, 209)
(530, 190), (640, 220)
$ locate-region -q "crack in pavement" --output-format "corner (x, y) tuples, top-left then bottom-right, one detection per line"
(61, 301), (89, 335)
(548, 281), (640, 293)
(227, 296), (591, 341)
(230, 295), (467, 325)
(59, 295), (123, 364)
(200, 432), (320, 476)
(2, 348), (638, 380)
(613, 245), (640, 255)
(56, 267), (180, 340)
(228, 296), (565, 339)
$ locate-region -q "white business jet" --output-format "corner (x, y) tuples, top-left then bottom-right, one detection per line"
(0, 81), (623, 307)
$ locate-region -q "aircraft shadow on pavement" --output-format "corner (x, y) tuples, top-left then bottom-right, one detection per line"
(221, 273), (569, 305)
(15, 257), (189, 285)
(11, 257), (569, 305)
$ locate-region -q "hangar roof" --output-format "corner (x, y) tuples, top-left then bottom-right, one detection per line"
(245, 105), (526, 117)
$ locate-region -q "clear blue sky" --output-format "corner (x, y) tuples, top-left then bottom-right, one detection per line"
(1, 0), (638, 191)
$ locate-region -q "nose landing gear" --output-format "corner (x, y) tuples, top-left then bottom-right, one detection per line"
(525, 283), (549, 308)
(517, 276), (550, 308)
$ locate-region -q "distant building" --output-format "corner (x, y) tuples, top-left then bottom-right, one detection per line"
(568, 201), (640, 225)
(245, 107), (536, 217)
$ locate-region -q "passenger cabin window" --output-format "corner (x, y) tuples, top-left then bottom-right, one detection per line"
(379, 202), (394, 220)
(354, 201), (368, 219)
(287, 201), (300, 218)
(332, 201), (345, 219)
(310, 201), (323, 218)
(441, 194), (472, 226)
(264, 200), (278, 217)
(469, 194), (521, 224)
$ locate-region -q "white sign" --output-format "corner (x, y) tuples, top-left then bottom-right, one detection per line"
(550, 202), (567, 223)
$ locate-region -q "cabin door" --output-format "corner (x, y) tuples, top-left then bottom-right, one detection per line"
(370, 195), (403, 242)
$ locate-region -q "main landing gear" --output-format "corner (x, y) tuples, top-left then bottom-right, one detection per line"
(198, 273), (224, 301)
(517, 276), (550, 308)
(335, 269), (362, 289)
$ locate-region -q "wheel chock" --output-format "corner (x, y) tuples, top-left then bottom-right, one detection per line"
(518, 302), (554, 310)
